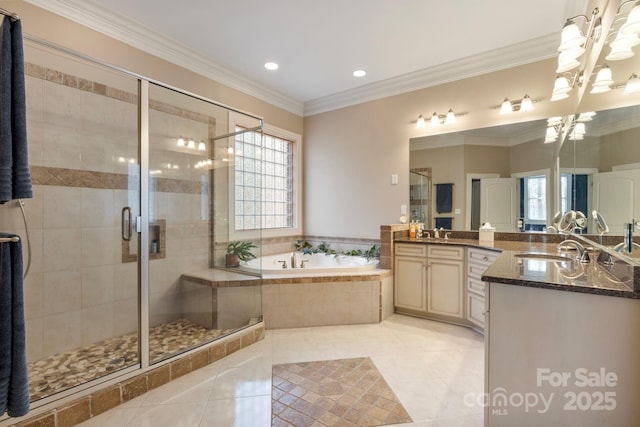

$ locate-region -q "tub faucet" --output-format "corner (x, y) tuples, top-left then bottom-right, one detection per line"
(291, 252), (297, 268)
(300, 260), (309, 268)
(277, 260), (287, 269)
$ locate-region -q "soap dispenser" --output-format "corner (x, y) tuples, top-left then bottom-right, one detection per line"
(433, 227), (440, 239)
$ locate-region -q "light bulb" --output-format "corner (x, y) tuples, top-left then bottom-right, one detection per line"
(610, 30), (640, 49)
(606, 44), (634, 61)
(558, 20), (586, 51)
(520, 95), (534, 112)
(416, 114), (426, 128)
(557, 50), (582, 73)
(553, 75), (572, 95)
(187, 139), (196, 149)
(430, 112), (441, 126)
(500, 98), (513, 114)
(445, 109), (456, 124)
(625, 73), (640, 94)
(576, 111), (596, 122)
(198, 142), (206, 151)
(593, 65), (614, 87)
(547, 116), (563, 126)
(621, 2), (640, 35)
(177, 137), (186, 147)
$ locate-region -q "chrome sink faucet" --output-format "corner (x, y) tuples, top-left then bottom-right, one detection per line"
(558, 240), (590, 263)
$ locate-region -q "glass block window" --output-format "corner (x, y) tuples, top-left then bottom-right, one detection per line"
(234, 127), (293, 230)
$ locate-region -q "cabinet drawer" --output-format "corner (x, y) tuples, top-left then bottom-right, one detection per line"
(395, 243), (427, 257)
(427, 245), (464, 260)
(468, 248), (498, 266)
(468, 262), (490, 280)
(468, 277), (486, 295)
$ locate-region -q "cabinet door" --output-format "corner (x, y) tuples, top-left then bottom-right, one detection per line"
(394, 256), (427, 312)
(467, 292), (485, 329)
(427, 259), (464, 318)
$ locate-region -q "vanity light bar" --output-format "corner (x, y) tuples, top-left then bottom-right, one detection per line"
(414, 110), (466, 128)
(497, 95), (536, 114)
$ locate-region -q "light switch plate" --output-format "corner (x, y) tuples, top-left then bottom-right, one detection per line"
(401, 205), (407, 215)
(391, 174), (398, 185)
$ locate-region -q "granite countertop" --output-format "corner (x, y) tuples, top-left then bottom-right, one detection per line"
(395, 237), (640, 299)
(482, 250), (638, 299)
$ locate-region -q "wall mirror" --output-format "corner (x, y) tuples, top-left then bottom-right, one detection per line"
(410, 118), (557, 232)
(561, 0), (640, 259)
(410, 1), (640, 240)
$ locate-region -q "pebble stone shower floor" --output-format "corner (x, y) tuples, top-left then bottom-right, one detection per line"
(28, 319), (231, 401)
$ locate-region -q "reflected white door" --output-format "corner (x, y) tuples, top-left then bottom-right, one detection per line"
(592, 170), (640, 233)
(480, 178), (518, 232)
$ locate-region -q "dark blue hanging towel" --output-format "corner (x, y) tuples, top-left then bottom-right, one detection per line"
(435, 183), (453, 213)
(0, 15), (32, 204)
(0, 233), (29, 417)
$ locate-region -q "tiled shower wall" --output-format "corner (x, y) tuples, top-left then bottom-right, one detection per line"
(0, 55), (214, 364)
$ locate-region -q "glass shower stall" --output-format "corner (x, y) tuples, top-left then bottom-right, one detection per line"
(0, 36), (263, 407)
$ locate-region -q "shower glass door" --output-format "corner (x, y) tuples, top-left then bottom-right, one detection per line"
(19, 41), (141, 402)
(147, 83), (263, 363)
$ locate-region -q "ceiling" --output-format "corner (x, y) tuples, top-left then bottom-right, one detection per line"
(28, 0), (586, 116)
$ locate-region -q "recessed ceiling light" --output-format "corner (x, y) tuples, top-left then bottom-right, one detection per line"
(353, 69), (367, 77)
(264, 62), (279, 71)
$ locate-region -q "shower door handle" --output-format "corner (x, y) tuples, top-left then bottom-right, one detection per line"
(121, 207), (132, 241)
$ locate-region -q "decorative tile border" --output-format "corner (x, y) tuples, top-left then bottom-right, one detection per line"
(25, 62), (215, 125)
(31, 166), (203, 194)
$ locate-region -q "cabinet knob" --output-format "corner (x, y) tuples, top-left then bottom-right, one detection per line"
(482, 256), (489, 261)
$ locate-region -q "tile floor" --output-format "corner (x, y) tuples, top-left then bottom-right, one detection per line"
(78, 314), (485, 427)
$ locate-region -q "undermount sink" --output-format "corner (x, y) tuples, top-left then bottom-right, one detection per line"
(514, 252), (574, 262)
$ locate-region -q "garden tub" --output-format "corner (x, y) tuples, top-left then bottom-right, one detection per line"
(239, 252), (379, 274)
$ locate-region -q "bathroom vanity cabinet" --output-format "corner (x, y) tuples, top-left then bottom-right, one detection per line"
(394, 243), (465, 324)
(466, 247), (498, 332)
(485, 281), (640, 426)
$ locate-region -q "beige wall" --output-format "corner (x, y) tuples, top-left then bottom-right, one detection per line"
(599, 128), (640, 171)
(509, 139), (555, 174)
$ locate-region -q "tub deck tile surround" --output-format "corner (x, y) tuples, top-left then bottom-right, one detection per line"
(181, 267), (393, 330)
(9, 323), (265, 427)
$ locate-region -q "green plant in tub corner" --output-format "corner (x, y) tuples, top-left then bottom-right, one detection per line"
(362, 244), (380, 261)
(295, 240), (314, 255)
(225, 241), (257, 267)
(341, 244), (380, 261)
(315, 242), (337, 256)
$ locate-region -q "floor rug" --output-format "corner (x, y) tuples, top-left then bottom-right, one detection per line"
(271, 357), (412, 427)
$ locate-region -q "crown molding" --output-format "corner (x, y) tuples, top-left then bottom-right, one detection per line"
(27, 0), (560, 118)
(304, 33), (560, 116)
(24, 0), (304, 116)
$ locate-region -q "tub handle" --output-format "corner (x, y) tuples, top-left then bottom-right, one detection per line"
(277, 260), (287, 269)
(300, 260), (309, 268)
